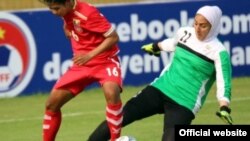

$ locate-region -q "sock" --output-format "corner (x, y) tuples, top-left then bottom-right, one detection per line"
(43, 110), (62, 141)
(106, 102), (123, 141)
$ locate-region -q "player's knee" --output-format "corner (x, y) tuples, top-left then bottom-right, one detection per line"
(45, 100), (59, 111)
(104, 91), (121, 104)
(45, 95), (61, 111)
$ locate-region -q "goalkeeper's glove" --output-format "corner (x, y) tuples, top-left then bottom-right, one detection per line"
(141, 43), (161, 57)
(216, 106), (233, 125)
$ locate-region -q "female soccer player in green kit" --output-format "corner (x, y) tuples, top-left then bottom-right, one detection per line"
(88, 5), (233, 141)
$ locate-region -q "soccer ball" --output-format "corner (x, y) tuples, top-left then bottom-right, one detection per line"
(116, 136), (136, 141)
(0, 44), (23, 91)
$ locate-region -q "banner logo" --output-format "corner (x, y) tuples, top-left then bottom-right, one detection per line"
(0, 12), (36, 97)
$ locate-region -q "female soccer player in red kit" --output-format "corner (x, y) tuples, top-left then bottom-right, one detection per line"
(39, 0), (123, 141)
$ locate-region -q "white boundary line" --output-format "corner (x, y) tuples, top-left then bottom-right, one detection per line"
(0, 111), (103, 124)
(0, 97), (249, 124)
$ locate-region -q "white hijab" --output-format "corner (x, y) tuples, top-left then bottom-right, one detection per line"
(196, 5), (222, 42)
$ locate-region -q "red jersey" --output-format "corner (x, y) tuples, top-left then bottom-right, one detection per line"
(63, 0), (119, 65)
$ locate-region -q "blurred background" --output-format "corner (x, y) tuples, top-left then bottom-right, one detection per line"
(0, 1), (249, 141)
(0, 0), (173, 10)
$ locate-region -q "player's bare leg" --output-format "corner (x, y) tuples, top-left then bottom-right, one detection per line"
(103, 81), (123, 141)
(42, 89), (74, 141)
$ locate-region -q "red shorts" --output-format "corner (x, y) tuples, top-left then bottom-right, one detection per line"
(53, 56), (123, 95)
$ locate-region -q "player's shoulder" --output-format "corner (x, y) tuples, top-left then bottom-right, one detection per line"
(208, 38), (227, 52)
(75, 0), (98, 16)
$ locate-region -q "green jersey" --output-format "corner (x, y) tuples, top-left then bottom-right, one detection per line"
(151, 27), (232, 114)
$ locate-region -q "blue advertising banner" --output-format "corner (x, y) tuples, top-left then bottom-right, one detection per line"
(0, 0), (249, 97)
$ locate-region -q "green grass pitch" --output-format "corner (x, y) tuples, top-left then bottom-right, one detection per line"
(0, 77), (249, 141)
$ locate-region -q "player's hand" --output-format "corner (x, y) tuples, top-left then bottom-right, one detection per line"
(63, 26), (71, 39)
(216, 106), (233, 125)
(64, 29), (71, 39)
(141, 43), (160, 57)
(73, 54), (92, 66)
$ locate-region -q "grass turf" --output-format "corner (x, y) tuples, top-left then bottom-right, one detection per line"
(0, 77), (249, 140)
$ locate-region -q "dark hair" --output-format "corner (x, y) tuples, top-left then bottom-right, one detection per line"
(38, 0), (68, 4)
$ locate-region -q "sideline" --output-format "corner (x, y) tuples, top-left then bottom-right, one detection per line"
(0, 111), (103, 123)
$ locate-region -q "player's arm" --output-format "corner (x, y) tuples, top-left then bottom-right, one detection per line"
(63, 21), (71, 39)
(214, 50), (233, 125)
(89, 27), (119, 58)
(141, 27), (180, 56)
(141, 38), (177, 56)
(73, 27), (119, 66)
(73, 10), (119, 66)
(81, 10), (119, 58)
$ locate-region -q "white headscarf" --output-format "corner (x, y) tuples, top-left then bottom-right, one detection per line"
(196, 5), (222, 42)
